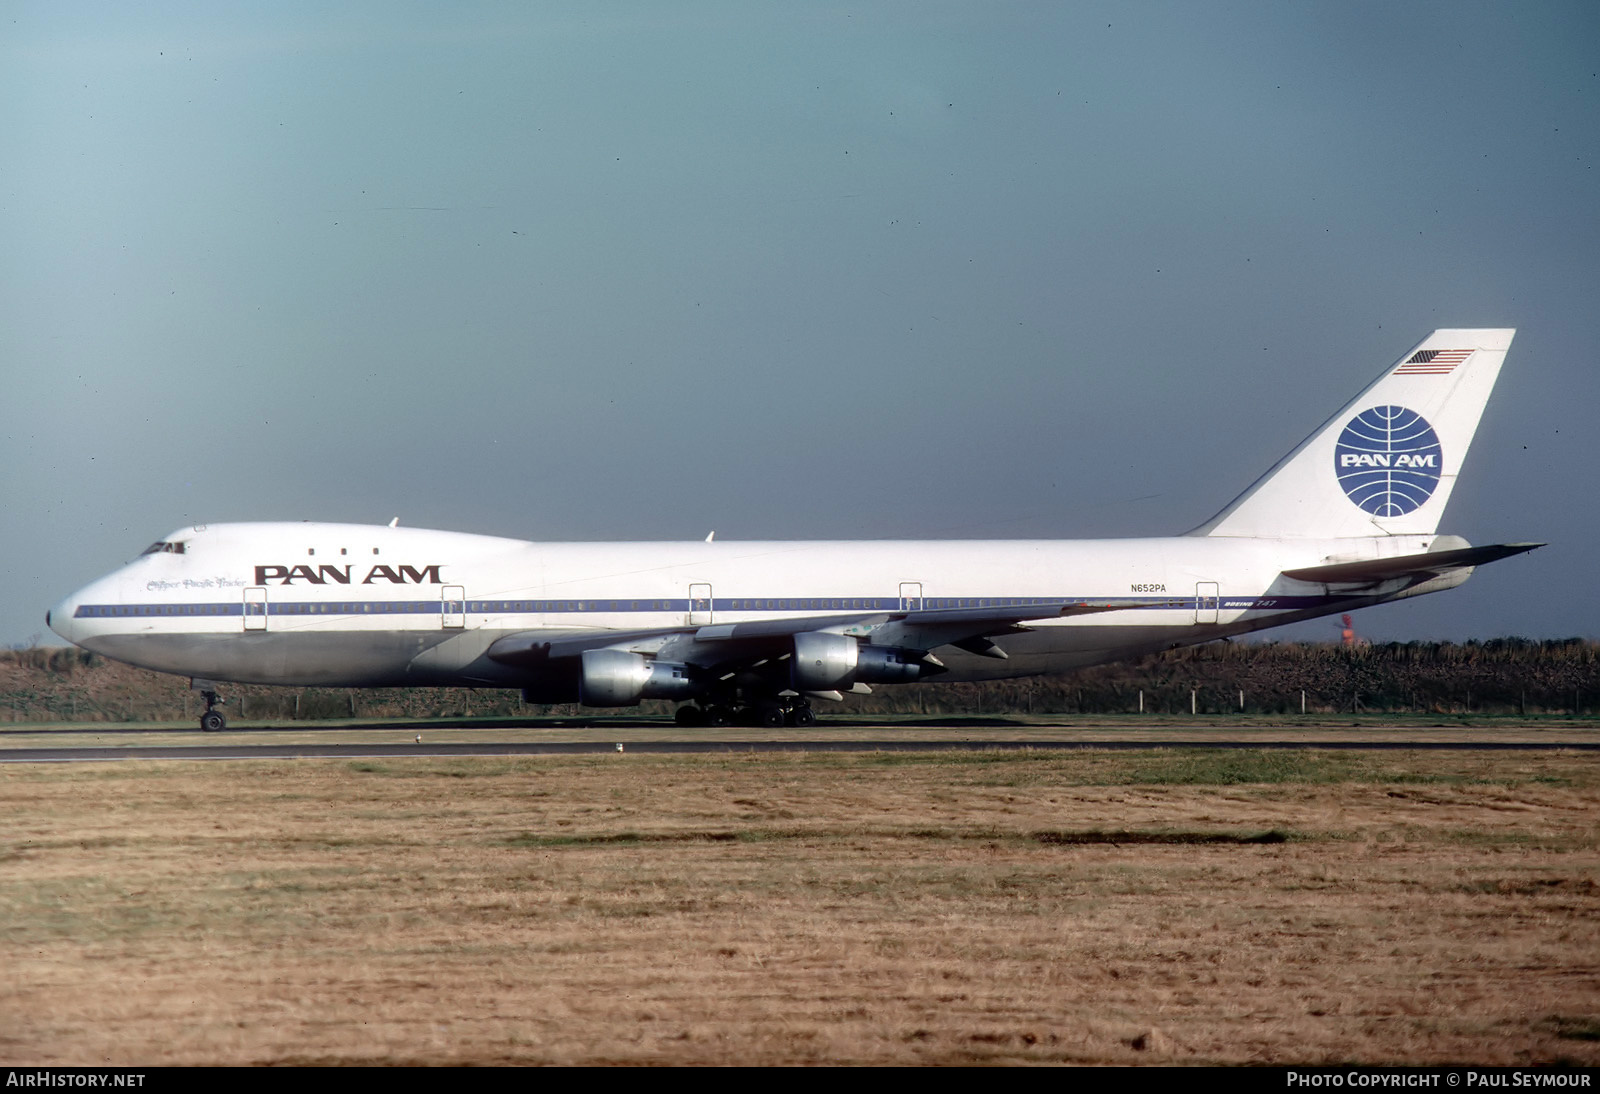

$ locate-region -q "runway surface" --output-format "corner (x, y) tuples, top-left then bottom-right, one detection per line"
(3, 716), (1598, 762)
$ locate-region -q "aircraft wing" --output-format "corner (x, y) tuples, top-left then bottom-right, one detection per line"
(861, 599), (1180, 653)
(1281, 542), (1543, 588)
(484, 615), (878, 667)
(485, 598), (1182, 670)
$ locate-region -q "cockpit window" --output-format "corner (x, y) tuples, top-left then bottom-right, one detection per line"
(140, 541), (187, 555)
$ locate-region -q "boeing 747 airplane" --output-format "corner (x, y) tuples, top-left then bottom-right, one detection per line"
(49, 329), (1539, 730)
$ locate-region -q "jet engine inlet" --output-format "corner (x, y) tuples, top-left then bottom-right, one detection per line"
(578, 648), (697, 706)
(790, 631), (943, 691)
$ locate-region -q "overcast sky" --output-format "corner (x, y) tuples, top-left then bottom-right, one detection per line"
(4, 1), (1597, 647)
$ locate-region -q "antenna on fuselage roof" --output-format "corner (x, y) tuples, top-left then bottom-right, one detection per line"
(388, 517), (399, 528)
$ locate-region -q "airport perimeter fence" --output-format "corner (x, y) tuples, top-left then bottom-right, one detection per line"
(2, 640), (1597, 723)
(835, 638), (1600, 717)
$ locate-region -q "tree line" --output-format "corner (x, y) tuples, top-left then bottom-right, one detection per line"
(1, 638), (1596, 723)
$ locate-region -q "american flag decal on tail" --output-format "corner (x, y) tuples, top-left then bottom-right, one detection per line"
(1395, 348), (1472, 375)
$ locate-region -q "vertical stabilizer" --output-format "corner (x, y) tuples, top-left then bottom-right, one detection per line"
(1192, 329), (1514, 539)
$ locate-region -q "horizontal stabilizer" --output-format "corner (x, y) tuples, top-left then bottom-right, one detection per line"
(1281, 542), (1542, 587)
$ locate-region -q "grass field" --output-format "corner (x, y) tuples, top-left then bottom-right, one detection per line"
(2, 747), (1597, 1065)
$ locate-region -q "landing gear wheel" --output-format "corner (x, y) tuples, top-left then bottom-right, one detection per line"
(789, 706), (816, 728)
(705, 706), (732, 728)
(674, 705), (706, 728)
(757, 704), (786, 729)
(198, 687), (227, 732)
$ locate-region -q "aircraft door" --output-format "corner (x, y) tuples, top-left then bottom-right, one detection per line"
(899, 582), (923, 612)
(1195, 582), (1220, 624)
(442, 586), (466, 629)
(689, 583), (713, 626)
(243, 587), (268, 631)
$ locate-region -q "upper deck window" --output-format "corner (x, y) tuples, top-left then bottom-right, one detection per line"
(140, 541), (187, 556)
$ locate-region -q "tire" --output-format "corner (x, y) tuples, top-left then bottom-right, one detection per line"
(200, 710), (226, 732)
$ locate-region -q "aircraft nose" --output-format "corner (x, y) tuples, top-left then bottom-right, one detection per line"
(48, 590), (85, 646)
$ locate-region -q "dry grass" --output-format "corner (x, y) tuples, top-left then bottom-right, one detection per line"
(1, 749), (1597, 1065)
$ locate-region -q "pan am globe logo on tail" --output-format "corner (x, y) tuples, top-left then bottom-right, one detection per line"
(1333, 405), (1443, 517)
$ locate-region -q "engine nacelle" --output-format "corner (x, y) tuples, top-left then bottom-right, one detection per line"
(791, 631), (942, 691)
(578, 649), (697, 707)
(791, 631), (860, 691)
(857, 643), (943, 683)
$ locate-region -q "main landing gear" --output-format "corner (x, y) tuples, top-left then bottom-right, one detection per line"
(674, 700), (816, 728)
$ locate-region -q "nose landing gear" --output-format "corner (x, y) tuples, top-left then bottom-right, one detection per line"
(194, 681), (227, 732)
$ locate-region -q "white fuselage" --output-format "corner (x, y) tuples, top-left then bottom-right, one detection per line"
(48, 521), (1455, 689)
